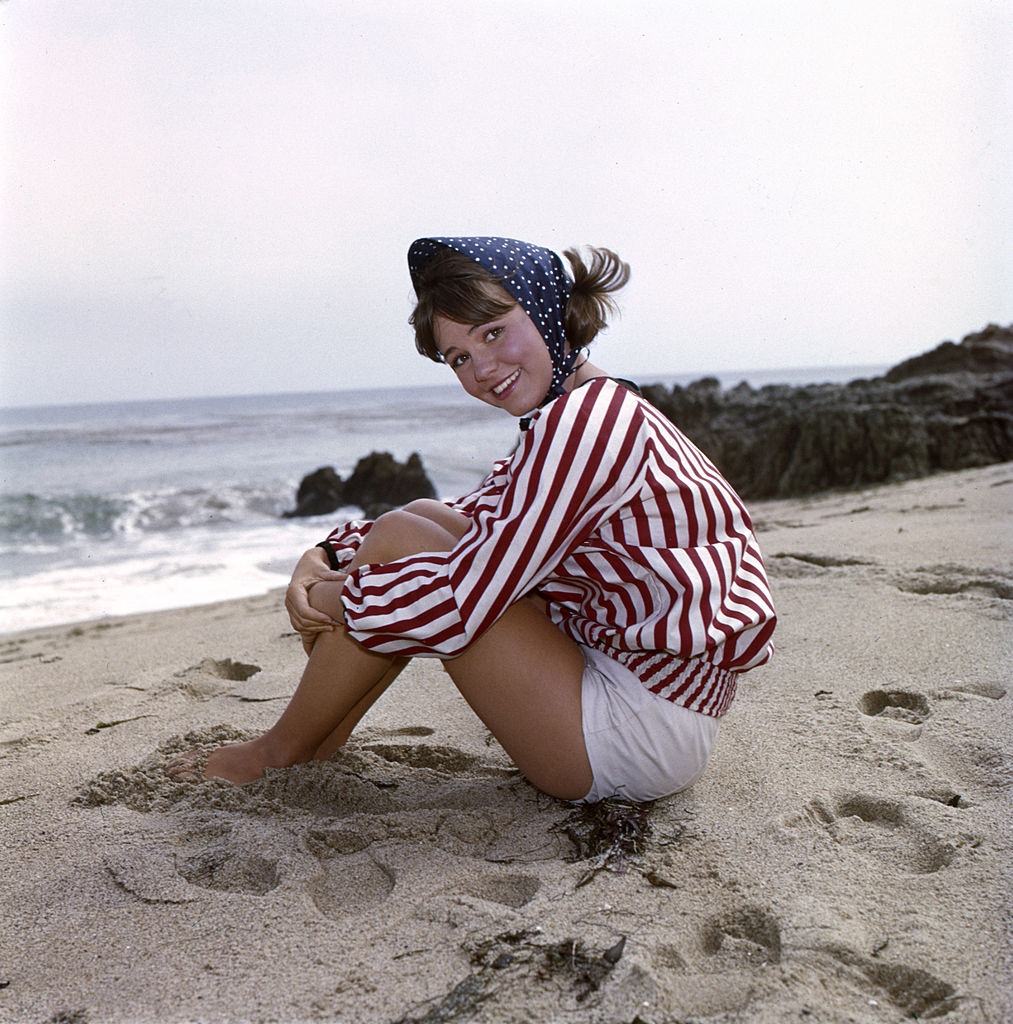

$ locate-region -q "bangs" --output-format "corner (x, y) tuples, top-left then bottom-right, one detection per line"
(410, 251), (517, 362)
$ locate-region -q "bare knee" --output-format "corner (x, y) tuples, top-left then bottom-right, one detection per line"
(359, 509), (455, 564)
(365, 510), (423, 560)
(307, 581), (345, 620)
(401, 499), (470, 540)
(373, 508), (420, 533)
(401, 498), (445, 517)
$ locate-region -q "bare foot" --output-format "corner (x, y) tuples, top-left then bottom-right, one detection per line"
(165, 736), (294, 786)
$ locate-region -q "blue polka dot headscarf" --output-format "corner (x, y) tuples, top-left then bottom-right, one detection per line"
(408, 236), (578, 402)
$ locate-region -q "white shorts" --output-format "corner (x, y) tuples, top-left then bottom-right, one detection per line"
(576, 646), (720, 804)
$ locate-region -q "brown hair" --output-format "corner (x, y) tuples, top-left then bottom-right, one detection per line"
(562, 246), (631, 350)
(410, 246), (630, 362)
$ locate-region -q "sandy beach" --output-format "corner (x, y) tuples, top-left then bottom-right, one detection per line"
(1, 462), (1010, 1024)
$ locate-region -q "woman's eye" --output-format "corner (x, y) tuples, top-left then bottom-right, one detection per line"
(485, 326), (503, 343)
(450, 353), (468, 370)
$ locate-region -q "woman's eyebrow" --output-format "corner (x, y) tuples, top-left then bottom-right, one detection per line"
(467, 318), (501, 336)
(440, 318), (498, 358)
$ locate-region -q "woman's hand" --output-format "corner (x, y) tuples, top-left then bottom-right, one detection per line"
(285, 548), (348, 654)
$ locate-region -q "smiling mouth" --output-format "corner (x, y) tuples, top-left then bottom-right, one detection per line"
(492, 370), (520, 397)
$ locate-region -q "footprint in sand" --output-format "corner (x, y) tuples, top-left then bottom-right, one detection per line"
(104, 849), (203, 904)
(766, 552), (875, 579)
(306, 852), (396, 917)
(176, 843), (281, 895)
(822, 945), (959, 1019)
(173, 658), (261, 700)
(936, 682), (1007, 701)
(699, 905), (782, 968)
(359, 742), (510, 777)
(803, 793), (958, 874)
(895, 566), (1013, 603)
(859, 689), (930, 725)
(694, 909), (959, 1018)
(0, 639), (37, 666)
(435, 809), (506, 849)
(959, 738), (1013, 790)
(463, 871), (541, 908)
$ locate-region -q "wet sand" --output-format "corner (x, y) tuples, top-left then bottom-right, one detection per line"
(1, 462), (1010, 1023)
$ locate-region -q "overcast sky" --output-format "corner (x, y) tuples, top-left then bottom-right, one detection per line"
(2, 0), (1010, 408)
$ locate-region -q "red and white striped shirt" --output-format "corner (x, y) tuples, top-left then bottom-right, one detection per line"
(320, 378), (775, 718)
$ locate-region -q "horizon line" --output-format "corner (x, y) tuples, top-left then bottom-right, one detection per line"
(0, 360), (891, 414)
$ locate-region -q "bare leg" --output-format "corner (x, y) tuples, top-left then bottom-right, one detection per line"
(385, 505), (591, 793)
(309, 502), (471, 758)
(168, 506), (593, 799)
(299, 590), (591, 798)
(443, 601), (591, 799)
(311, 658), (406, 760)
(166, 511), (461, 784)
(162, 621), (399, 784)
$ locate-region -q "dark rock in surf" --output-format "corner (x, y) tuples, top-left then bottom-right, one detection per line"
(642, 323), (1013, 500)
(284, 451), (437, 520)
(343, 451), (436, 519)
(283, 466), (345, 518)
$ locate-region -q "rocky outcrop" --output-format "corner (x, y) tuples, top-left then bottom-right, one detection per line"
(342, 451), (437, 518)
(642, 324), (1013, 500)
(884, 323), (1013, 381)
(283, 466), (345, 518)
(284, 452), (436, 519)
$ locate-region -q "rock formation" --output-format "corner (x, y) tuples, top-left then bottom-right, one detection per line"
(342, 451), (437, 518)
(642, 323), (1013, 500)
(283, 466), (345, 518)
(284, 452), (436, 519)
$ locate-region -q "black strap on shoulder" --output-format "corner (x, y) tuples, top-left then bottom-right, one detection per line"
(607, 376), (642, 396)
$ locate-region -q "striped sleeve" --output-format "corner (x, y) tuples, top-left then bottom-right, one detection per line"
(339, 381), (648, 657)
(444, 457), (512, 518)
(316, 518), (374, 571)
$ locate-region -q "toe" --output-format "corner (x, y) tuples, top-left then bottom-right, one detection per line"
(165, 750), (207, 782)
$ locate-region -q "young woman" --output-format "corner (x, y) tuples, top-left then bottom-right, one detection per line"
(169, 236), (776, 803)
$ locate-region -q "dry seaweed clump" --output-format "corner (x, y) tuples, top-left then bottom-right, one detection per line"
(538, 935), (627, 1003)
(392, 929), (628, 1022)
(553, 797), (656, 885)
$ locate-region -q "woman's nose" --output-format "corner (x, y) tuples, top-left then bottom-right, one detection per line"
(471, 352), (496, 382)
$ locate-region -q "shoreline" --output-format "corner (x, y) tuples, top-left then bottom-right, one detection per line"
(1, 463), (1010, 1023)
(0, 459), (997, 644)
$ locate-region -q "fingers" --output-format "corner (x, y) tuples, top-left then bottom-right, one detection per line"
(290, 610), (333, 634)
(286, 577), (345, 630)
(287, 559), (349, 652)
(287, 607), (328, 654)
(288, 600), (334, 628)
(286, 590), (336, 656)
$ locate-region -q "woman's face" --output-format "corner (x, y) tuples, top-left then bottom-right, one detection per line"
(434, 304), (554, 416)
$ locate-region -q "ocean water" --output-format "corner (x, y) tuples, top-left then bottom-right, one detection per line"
(1, 364), (885, 634)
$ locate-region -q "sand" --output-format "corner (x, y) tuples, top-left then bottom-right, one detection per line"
(1, 462), (1010, 1024)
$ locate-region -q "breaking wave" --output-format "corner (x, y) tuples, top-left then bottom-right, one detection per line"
(0, 484), (294, 550)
